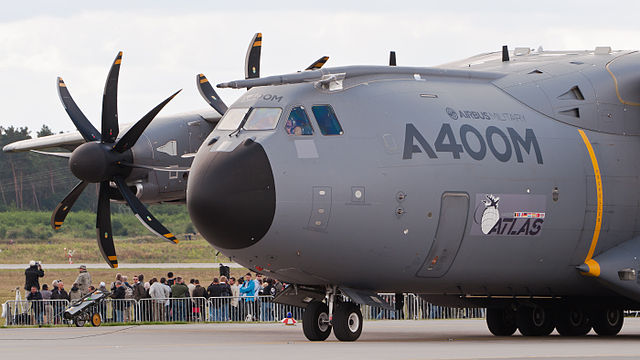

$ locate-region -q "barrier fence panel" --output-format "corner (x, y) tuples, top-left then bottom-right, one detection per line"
(3, 299), (69, 326)
(136, 297), (208, 323)
(2, 294), (486, 326)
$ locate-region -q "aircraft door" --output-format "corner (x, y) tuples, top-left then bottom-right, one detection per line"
(416, 192), (469, 278)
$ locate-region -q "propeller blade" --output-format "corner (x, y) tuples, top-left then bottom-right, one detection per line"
(197, 74), (228, 115)
(305, 56), (329, 71)
(31, 150), (72, 158)
(245, 32), (262, 80)
(101, 51), (123, 143)
(113, 90), (182, 153)
(389, 51), (396, 66)
(114, 176), (179, 244)
(97, 182), (118, 268)
(51, 181), (88, 230)
(56, 77), (101, 142)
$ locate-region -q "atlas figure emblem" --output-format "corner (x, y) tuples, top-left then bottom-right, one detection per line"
(481, 195), (500, 234)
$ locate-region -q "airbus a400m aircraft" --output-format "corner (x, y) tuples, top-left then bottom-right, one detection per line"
(7, 36), (640, 342)
(186, 45), (640, 341)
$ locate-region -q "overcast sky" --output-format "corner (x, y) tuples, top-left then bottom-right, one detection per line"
(2, 1), (640, 134)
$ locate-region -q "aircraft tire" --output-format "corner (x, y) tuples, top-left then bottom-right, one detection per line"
(517, 306), (554, 336)
(332, 302), (363, 342)
(486, 307), (517, 336)
(554, 306), (591, 336)
(302, 301), (332, 341)
(591, 308), (623, 336)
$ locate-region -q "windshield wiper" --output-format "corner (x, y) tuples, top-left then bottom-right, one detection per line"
(229, 108), (252, 137)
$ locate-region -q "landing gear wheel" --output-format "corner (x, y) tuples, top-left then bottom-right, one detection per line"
(73, 314), (87, 327)
(517, 306), (554, 336)
(486, 307), (517, 336)
(302, 301), (332, 341)
(91, 312), (102, 327)
(333, 302), (363, 342)
(592, 308), (623, 336)
(554, 306), (591, 336)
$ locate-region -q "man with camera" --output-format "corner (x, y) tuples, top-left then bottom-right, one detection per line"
(24, 260), (44, 291)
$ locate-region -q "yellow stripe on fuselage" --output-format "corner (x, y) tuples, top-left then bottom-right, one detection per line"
(578, 129), (603, 264)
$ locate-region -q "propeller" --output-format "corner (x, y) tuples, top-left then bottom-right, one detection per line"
(51, 51), (181, 268)
(305, 56), (329, 71)
(197, 33), (330, 113)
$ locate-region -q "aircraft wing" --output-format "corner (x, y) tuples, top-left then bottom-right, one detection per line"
(2, 131), (85, 153)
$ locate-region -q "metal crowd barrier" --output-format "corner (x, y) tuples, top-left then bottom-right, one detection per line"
(2, 294), (484, 326)
(2, 299), (70, 326)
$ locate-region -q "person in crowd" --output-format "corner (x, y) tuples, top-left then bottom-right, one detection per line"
(132, 275), (147, 321)
(229, 277), (240, 321)
(132, 275), (147, 300)
(207, 277), (222, 321)
(188, 278), (196, 297)
(110, 273), (122, 291)
(259, 278), (276, 321)
(88, 286), (96, 292)
(395, 293), (405, 320)
(74, 265), (91, 295)
(50, 281), (69, 324)
(218, 276), (231, 321)
(170, 276), (190, 321)
(166, 272), (176, 287)
(40, 284), (53, 324)
(24, 260), (44, 291)
(98, 282), (108, 293)
(27, 286), (43, 325)
(110, 280), (126, 322)
(122, 275), (132, 289)
(161, 277), (172, 319)
(191, 280), (207, 321)
(239, 273), (256, 321)
(69, 282), (82, 302)
(149, 277), (168, 321)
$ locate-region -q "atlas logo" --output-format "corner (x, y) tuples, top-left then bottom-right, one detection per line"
(487, 217), (544, 236)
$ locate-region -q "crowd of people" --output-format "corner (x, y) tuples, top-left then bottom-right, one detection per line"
(21, 261), (283, 324)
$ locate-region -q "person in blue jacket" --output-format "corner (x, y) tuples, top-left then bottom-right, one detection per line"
(239, 273), (256, 320)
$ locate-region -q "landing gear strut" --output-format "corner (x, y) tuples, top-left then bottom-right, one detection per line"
(302, 286), (364, 342)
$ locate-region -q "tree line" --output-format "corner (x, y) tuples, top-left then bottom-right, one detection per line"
(0, 125), (98, 212)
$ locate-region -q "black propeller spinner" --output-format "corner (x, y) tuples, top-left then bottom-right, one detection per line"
(52, 51), (181, 268)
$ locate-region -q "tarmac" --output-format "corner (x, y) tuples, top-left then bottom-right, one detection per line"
(2, 318), (640, 359)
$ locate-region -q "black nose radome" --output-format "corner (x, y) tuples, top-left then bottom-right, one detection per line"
(187, 139), (276, 249)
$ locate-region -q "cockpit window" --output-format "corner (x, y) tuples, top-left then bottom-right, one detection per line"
(312, 105), (343, 135)
(216, 107), (249, 130)
(285, 106), (314, 136)
(243, 108), (283, 130)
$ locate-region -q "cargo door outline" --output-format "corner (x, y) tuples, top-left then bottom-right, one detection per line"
(307, 186), (332, 232)
(416, 192), (470, 278)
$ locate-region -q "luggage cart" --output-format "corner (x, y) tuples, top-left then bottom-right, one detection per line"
(63, 290), (110, 327)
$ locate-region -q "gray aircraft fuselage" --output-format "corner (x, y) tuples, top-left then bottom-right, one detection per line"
(187, 49), (640, 305)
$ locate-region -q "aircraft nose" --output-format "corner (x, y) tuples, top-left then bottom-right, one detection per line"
(187, 138), (276, 249)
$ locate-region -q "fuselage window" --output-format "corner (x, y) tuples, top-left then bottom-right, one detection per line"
(311, 105), (343, 135)
(285, 106), (314, 136)
(216, 107), (250, 130)
(243, 107), (283, 130)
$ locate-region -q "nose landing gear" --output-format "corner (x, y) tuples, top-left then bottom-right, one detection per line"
(302, 286), (364, 342)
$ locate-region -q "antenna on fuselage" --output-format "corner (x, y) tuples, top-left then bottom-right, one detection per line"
(389, 51), (396, 66)
(502, 45), (510, 62)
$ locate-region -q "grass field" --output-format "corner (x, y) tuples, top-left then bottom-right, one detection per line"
(0, 267), (250, 304)
(0, 236), (230, 264)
